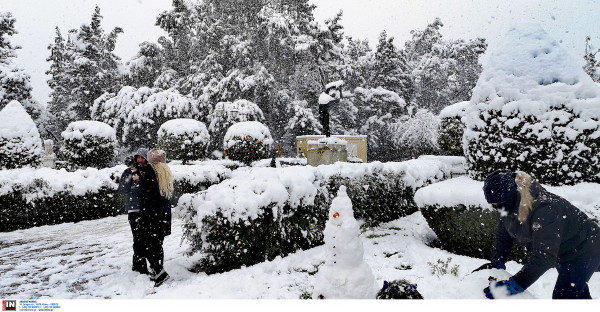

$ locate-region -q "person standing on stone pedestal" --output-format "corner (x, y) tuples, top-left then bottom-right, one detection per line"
(318, 84), (342, 137)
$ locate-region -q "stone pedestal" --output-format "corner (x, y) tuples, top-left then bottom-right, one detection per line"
(42, 155), (56, 168)
(306, 138), (348, 166)
(296, 135), (367, 163)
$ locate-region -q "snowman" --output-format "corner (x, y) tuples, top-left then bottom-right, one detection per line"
(313, 185), (378, 299)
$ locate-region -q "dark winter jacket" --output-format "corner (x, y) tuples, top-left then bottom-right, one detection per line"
(492, 172), (600, 289)
(118, 162), (142, 213)
(138, 164), (171, 237)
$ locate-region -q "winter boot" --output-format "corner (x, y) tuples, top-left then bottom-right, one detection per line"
(153, 269), (170, 287)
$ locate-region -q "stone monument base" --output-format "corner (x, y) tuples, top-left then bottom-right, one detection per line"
(306, 137), (348, 166)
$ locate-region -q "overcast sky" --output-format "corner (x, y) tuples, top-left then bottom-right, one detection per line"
(3, 0), (599, 105)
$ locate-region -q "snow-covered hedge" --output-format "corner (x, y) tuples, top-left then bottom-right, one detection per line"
(463, 23), (600, 185)
(223, 121), (273, 165)
(176, 158), (455, 273)
(0, 101), (42, 169)
(0, 163), (233, 232)
(60, 120), (117, 168)
(158, 119), (210, 164)
(438, 101), (468, 156)
(416, 176), (600, 261)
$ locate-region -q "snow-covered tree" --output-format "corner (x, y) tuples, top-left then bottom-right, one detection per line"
(371, 31), (413, 102)
(584, 36), (600, 83)
(157, 119), (210, 164)
(354, 87), (406, 161)
(464, 23), (600, 185)
(313, 185), (378, 299)
(46, 6), (123, 130)
(396, 108), (440, 158)
(404, 18), (486, 114)
(0, 12), (45, 134)
(0, 101), (42, 169)
(152, 0), (345, 154)
(124, 41), (164, 88)
(404, 17), (444, 69)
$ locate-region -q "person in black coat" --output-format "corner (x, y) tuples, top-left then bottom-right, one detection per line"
(479, 169), (600, 299)
(139, 148), (173, 287)
(118, 148), (149, 275)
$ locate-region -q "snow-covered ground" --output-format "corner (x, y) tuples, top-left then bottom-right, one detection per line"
(2, 209), (599, 301)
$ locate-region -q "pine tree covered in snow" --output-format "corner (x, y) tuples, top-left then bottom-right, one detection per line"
(0, 101), (42, 169)
(313, 185), (378, 299)
(0, 12), (45, 135)
(584, 36), (600, 83)
(371, 31), (414, 102)
(464, 23), (600, 185)
(402, 18), (486, 114)
(46, 6), (123, 133)
(123, 42), (164, 88)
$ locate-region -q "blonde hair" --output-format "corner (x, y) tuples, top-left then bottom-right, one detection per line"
(151, 162), (174, 199)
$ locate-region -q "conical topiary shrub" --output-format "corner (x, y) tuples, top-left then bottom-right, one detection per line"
(463, 23), (600, 185)
(0, 100), (42, 169)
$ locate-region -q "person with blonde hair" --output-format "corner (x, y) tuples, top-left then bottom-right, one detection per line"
(139, 148), (173, 287)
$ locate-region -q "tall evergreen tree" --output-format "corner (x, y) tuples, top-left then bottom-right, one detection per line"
(46, 6), (123, 132)
(371, 31), (414, 102)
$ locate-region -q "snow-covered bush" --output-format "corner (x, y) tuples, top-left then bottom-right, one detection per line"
(208, 99), (265, 153)
(60, 120), (117, 168)
(177, 159), (451, 273)
(463, 23), (600, 185)
(0, 101), (42, 169)
(416, 177), (529, 261)
(223, 121), (273, 164)
(0, 163), (233, 232)
(395, 108), (440, 158)
(158, 119), (210, 164)
(438, 101), (469, 156)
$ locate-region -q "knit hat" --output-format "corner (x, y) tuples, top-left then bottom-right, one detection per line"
(135, 148), (148, 160)
(483, 169), (518, 204)
(147, 148), (167, 164)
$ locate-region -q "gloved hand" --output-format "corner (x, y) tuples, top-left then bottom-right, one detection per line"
(483, 277), (524, 299)
(471, 260), (506, 273)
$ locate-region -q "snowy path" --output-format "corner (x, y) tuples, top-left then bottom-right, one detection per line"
(1, 212), (599, 299)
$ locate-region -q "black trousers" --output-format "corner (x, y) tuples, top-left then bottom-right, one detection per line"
(128, 212), (147, 271)
(143, 232), (165, 275)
